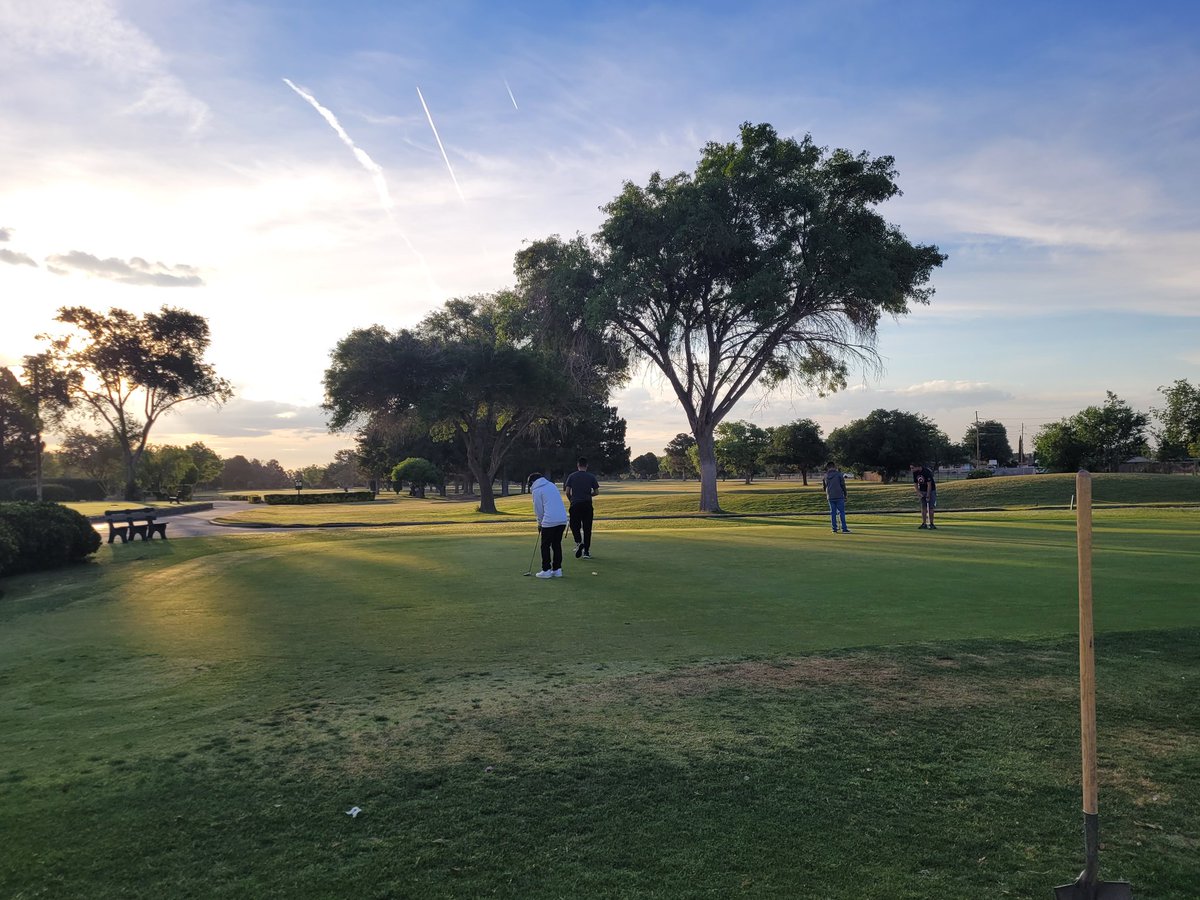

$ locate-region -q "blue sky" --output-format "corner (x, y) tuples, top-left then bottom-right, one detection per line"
(2, 0), (1197, 465)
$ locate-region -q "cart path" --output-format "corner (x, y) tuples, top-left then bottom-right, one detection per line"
(92, 501), (296, 539)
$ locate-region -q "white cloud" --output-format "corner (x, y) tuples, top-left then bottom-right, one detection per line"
(0, 0), (209, 130)
(45, 250), (203, 286)
(0, 248), (38, 267)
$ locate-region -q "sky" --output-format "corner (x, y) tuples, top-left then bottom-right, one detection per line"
(2, 0), (1198, 467)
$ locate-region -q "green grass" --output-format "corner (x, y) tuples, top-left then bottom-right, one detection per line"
(1, 509), (1198, 897)
(212, 473), (1200, 526)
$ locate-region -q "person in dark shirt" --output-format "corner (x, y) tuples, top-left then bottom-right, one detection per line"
(910, 462), (937, 529)
(564, 456), (600, 559)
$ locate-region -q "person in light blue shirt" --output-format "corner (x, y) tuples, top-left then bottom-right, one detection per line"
(528, 471), (568, 578)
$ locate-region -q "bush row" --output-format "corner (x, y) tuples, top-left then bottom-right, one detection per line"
(262, 491), (375, 505)
(0, 479), (107, 501)
(0, 502), (101, 577)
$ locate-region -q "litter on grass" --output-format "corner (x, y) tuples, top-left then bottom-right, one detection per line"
(346, 806), (362, 818)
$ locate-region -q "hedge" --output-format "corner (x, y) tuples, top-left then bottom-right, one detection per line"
(262, 491), (375, 505)
(12, 483), (76, 502)
(0, 478), (107, 501)
(0, 520), (18, 576)
(0, 502), (101, 577)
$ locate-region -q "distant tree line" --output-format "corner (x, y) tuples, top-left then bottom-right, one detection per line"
(625, 385), (1192, 484)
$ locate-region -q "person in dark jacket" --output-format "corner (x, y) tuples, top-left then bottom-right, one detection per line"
(822, 462), (850, 533)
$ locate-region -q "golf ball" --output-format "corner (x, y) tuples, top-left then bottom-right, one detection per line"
(591, 572), (598, 576)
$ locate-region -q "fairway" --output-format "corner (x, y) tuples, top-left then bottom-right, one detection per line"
(2, 509), (1198, 898)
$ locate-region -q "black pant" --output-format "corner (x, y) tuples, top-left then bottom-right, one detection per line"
(540, 524), (566, 571)
(569, 502), (594, 551)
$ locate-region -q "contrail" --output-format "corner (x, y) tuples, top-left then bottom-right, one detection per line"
(416, 86), (466, 202)
(282, 78), (437, 293)
(504, 78), (519, 111)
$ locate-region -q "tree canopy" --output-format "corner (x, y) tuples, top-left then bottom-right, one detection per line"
(661, 433), (697, 479)
(763, 419), (827, 485)
(42, 306), (232, 499)
(391, 457), (443, 497)
(1034, 392), (1149, 472)
(324, 294), (575, 513)
(963, 419), (1013, 465)
(518, 123), (945, 511)
(630, 451), (660, 479)
(714, 420), (770, 483)
(827, 409), (947, 482)
(0, 368), (38, 479)
(1152, 379), (1200, 460)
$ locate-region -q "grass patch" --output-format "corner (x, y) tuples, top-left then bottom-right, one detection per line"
(212, 473), (1200, 527)
(1, 509), (1197, 897)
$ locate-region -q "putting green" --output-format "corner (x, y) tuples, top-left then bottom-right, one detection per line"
(2, 509), (1197, 898)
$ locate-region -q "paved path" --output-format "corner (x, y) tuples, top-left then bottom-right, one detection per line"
(92, 501), (293, 539)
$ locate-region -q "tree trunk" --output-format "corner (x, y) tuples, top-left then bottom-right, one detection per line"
(476, 474), (497, 513)
(801, 468), (809, 486)
(463, 447), (497, 514)
(35, 436), (44, 502)
(123, 449), (139, 501)
(695, 427), (723, 512)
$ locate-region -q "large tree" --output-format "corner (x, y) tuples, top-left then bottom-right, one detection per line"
(763, 419), (827, 485)
(0, 367), (38, 479)
(661, 433), (697, 480)
(963, 419), (1013, 465)
(827, 409), (946, 482)
(1034, 392), (1149, 472)
(1152, 379), (1200, 460)
(514, 400), (631, 483)
(43, 306), (232, 499)
(630, 451), (660, 479)
(518, 123), (944, 511)
(57, 427), (125, 495)
(714, 420), (770, 484)
(324, 294), (572, 514)
(7, 353), (74, 499)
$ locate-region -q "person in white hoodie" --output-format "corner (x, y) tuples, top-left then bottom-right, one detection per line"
(528, 470), (569, 578)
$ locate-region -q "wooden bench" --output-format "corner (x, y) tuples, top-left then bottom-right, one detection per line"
(153, 491), (184, 504)
(103, 508), (169, 543)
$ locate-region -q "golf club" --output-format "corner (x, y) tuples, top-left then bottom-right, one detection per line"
(521, 530), (540, 576)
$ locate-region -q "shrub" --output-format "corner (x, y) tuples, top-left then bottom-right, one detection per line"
(262, 491), (375, 505)
(12, 483), (77, 502)
(0, 502), (101, 576)
(0, 479), (106, 501)
(966, 468), (994, 479)
(0, 520), (18, 576)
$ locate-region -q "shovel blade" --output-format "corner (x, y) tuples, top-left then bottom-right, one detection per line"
(1053, 879), (1133, 899)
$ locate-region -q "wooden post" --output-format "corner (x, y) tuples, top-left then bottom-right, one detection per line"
(1076, 470), (1100, 883)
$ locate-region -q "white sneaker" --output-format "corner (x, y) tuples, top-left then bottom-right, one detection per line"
(552, 569), (564, 578)
(535, 570), (554, 579)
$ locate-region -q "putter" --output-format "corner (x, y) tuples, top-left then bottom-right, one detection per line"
(522, 530), (540, 576)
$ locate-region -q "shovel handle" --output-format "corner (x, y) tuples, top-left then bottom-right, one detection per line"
(1077, 471), (1097, 817)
